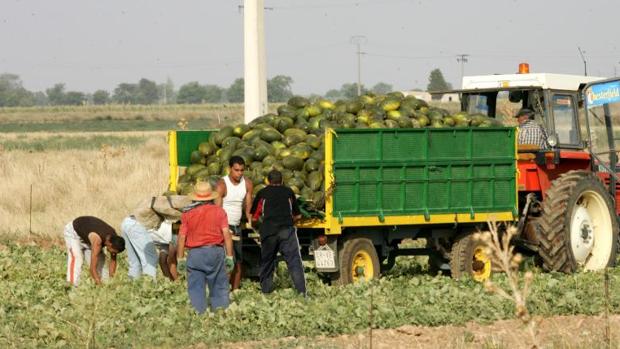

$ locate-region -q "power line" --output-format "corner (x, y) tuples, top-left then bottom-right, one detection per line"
(363, 52), (453, 60)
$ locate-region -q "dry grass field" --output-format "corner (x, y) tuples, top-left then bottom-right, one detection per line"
(0, 133), (169, 237)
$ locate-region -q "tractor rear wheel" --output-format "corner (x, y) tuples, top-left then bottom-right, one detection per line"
(537, 171), (618, 272)
(450, 233), (492, 281)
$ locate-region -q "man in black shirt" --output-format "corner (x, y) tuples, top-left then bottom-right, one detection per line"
(250, 170), (306, 295)
(63, 216), (125, 286)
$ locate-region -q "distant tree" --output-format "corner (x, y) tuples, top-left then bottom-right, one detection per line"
(33, 91), (48, 106)
(339, 83), (367, 99)
(324, 89), (341, 100)
(93, 90), (110, 105)
(177, 82), (208, 104)
(204, 85), (224, 103)
(63, 91), (87, 105)
(371, 82), (393, 95)
(226, 78), (244, 103)
(112, 83), (138, 104)
(267, 75), (294, 102)
(46, 83), (67, 105)
(135, 78), (159, 104)
(0, 74), (35, 107)
(426, 68), (452, 92)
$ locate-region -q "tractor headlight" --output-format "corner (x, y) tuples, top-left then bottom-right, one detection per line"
(547, 135), (558, 147)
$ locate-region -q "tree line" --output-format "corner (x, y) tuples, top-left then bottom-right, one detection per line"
(0, 69), (452, 107)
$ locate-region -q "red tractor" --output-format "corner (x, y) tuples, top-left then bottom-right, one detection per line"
(459, 66), (620, 272)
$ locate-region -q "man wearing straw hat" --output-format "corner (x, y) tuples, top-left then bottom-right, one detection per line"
(177, 181), (235, 313)
(121, 195), (192, 281)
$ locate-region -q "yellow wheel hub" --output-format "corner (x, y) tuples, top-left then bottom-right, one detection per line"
(351, 250), (374, 282)
(472, 247), (491, 282)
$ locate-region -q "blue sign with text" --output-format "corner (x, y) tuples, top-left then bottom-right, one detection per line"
(586, 80), (620, 108)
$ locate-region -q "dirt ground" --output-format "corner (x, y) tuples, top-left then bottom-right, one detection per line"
(210, 314), (620, 349)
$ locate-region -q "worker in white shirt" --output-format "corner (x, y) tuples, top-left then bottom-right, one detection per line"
(216, 156), (253, 290)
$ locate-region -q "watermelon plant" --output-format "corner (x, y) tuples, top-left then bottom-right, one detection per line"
(1, 243), (619, 347)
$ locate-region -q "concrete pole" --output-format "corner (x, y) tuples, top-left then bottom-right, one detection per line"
(244, 0), (268, 124)
(350, 35), (366, 96)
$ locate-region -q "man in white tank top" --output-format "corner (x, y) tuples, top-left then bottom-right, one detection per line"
(216, 156), (253, 290)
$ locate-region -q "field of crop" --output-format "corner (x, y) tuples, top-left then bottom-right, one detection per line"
(2, 103), (620, 348)
(0, 103), (249, 123)
(1, 241), (620, 348)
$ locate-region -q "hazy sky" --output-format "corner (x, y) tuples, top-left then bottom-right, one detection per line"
(1, 0), (619, 95)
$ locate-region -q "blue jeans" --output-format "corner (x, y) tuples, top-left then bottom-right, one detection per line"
(187, 245), (229, 313)
(121, 216), (158, 279)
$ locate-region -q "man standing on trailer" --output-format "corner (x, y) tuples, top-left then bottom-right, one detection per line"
(216, 156), (253, 290)
(64, 216), (126, 286)
(250, 170), (306, 296)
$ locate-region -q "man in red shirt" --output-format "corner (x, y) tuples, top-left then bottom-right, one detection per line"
(177, 181), (234, 313)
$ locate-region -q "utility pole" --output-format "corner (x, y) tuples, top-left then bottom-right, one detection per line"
(456, 54), (469, 88)
(243, 0), (268, 123)
(578, 46), (588, 76)
(350, 35), (367, 96)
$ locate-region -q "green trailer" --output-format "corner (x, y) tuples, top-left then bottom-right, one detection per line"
(168, 127), (518, 283)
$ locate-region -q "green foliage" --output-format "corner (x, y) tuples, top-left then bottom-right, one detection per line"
(177, 82), (208, 104)
(2, 245), (620, 347)
(204, 85), (225, 103)
(46, 83), (87, 106)
(324, 89), (341, 99)
(427, 68), (452, 92)
(111, 78), (160, 105)
(371, 82), (393, 95)
(136, 78), (159, 104)
(227, 78), (245, 103)
(339, 82), (367, 99)
(92, 90), (110, 105)
(268, 75), (294, 102)
(0, 74), (36, 107)
(46, 83), (67, 106)
(112, 83), (138, 104)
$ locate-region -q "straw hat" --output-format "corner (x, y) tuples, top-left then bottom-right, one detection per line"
(190, 181), (219, 202)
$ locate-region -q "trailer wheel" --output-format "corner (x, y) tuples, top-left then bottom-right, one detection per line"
(537, 171), (618, 272)
(450, 233), (491, 281)
(331, 237), (380, 285)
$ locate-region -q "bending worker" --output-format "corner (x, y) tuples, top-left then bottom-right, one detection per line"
(121, 195), (192, 281)
(216, 155), (253, 290)
(63, 216), (126, 286)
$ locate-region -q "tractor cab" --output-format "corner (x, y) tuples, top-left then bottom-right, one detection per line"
(458, 66), (604, 151)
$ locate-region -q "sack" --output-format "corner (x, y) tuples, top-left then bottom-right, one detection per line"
(149, 220), (173, 244)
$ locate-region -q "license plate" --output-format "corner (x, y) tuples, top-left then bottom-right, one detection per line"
(314, 246), (336, 269)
